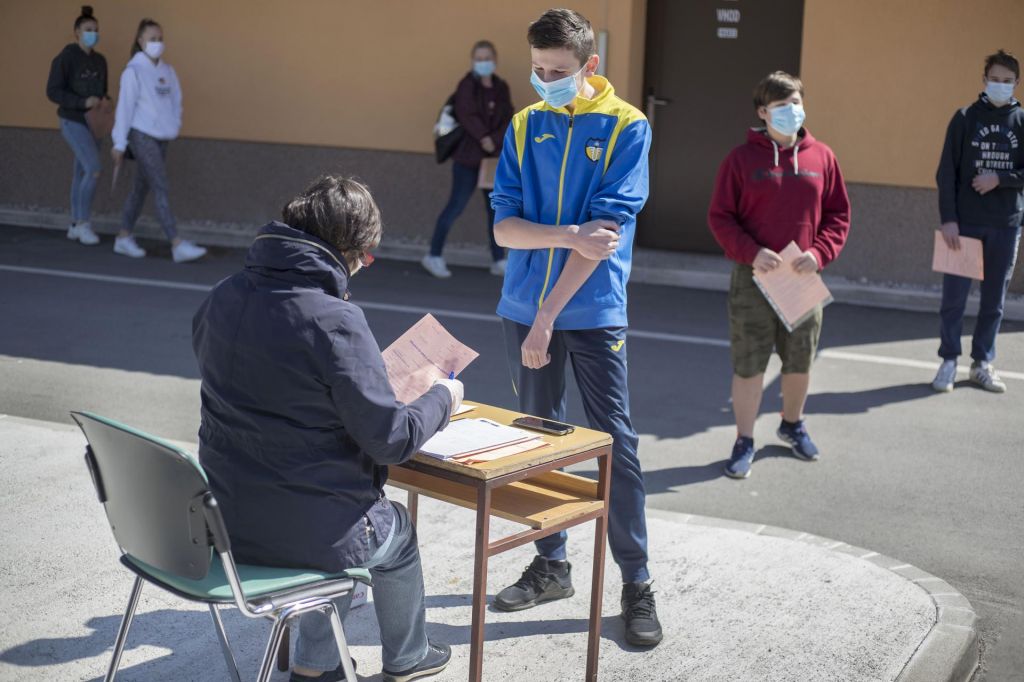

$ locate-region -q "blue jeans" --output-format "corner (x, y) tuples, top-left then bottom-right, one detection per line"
(939, 224), (1022, 363)
(429, 161), (504, 262)
(293, 500), (428, 673)
(502, 319), (650, 584)
(122, 129), (179, 241)
(59, 118), (101, 223)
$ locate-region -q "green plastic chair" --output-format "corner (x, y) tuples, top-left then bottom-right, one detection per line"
(71, 411), (371, 682)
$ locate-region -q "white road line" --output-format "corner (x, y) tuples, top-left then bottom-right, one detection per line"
(2, 264), (1021, 380)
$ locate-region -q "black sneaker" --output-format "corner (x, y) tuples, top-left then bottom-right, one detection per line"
(621, 581), (663, 647)
(493, 555), (574, 612)
(382, 641), (451, 682)
(290, 659), (356, 681)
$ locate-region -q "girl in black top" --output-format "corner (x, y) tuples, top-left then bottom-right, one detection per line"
(46, 5), (108, 246)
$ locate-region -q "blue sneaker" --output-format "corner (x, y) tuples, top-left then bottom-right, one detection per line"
(777, 419), (820, 461)
(724, 437), (755, 479)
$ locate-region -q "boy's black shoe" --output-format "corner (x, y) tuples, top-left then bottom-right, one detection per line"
(382, 641), (451, 682)
(493, 556), (574, 611)
(290, 659), (356, 682)
(621, 581), (663, 647)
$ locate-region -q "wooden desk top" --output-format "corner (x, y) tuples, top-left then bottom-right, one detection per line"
(401, 402), (612, 481)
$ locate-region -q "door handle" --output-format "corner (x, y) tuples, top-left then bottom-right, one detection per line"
(645, 94), (671, 128)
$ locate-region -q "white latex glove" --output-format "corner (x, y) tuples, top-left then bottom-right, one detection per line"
(433, 378), (464, 414)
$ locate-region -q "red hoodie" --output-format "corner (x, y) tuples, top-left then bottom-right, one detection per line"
(707, 128), (851, 267)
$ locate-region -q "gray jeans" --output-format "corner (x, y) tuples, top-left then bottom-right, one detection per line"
(122, 129), (178, 241)
(293, 500), (429, 673)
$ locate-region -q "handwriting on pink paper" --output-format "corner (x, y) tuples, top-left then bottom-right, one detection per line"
(932, 231), (983, 281)
(381, 314), (479, 404)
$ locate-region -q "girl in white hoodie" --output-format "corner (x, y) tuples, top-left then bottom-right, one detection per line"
(111, 19), (206, 263)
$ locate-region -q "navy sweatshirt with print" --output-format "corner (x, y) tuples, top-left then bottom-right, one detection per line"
(936, 94), (1024, 229)
(46, 43), (107, 124)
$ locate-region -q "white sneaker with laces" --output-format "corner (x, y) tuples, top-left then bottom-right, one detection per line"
(113, 235), (146, 258)
(68, 223), (100, 245)
(421, 254), (452, 278)
(931, 360), (957, 392)
(172, 240), (208, 263)
(489, 258), (507, 276)
(970, 361), (1007, 393)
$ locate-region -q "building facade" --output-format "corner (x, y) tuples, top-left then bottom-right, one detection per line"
(2, 0), (1021, 292)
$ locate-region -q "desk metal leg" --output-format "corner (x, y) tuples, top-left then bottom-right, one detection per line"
(469, 485), (492, 682)
(586, 451), (611, 681)
(408, 490), (419, 526)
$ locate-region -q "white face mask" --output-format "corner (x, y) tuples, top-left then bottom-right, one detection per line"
(143, 41), (164, 60)
(985, 80), (1015, 104)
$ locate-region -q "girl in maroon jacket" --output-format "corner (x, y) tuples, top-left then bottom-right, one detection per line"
(707, 71), (851, 480)
(422, 40), (513, 279)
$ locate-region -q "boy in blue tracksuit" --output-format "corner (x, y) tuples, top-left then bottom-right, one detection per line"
(488, 8), (661, 647)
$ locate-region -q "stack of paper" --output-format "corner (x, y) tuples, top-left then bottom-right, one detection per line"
(419, 418), (549, 464)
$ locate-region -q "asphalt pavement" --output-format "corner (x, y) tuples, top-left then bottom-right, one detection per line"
(0, 225), (1021, 680)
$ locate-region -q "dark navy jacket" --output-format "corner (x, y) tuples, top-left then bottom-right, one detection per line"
(193, 222), (451, 572)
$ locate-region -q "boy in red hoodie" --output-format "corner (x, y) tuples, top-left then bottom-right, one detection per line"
(708, 71), (851, 479)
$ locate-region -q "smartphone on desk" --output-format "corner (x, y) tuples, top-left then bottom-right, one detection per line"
(511, 416), (575, 436)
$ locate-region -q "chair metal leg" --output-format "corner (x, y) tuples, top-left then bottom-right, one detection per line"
(327, 603), (357, 682)
(256, 616), (290, 682)
(276, 622), (291, 672)
(104, 576), (144, 682)
(208, 604), (242, 682)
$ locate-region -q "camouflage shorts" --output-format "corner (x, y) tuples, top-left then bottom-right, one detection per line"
(727, 264), (823, 378)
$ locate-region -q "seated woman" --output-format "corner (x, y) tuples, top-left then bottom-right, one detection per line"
(192, 174), (461, 682)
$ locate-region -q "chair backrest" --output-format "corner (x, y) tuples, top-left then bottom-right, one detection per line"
(71, 411), (215, 580)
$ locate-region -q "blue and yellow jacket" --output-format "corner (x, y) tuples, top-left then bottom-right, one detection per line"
(491, 76), (651, 330)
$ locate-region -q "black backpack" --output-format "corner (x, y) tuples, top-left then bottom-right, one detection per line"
(433, 93), (464, 163)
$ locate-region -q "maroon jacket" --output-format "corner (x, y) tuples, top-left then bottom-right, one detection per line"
(451, 72), (513, 168)
(708, 128), (851, 268)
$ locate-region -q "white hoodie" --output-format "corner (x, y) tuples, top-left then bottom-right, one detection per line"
(112, 51), (182, 151)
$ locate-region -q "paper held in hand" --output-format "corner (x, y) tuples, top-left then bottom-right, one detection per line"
(381, 314), (479, 404)
(932, 231), (984, 281)
(752, 242), (833, 333)
(477, 157), (498, 190)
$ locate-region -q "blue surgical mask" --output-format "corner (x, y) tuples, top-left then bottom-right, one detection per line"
(473, 60), (496, 78)
(530, 66), (585, 109)
(985, 80), (1016, 105)
(82, 31), (99, 48)
(768, 103), (806, 136)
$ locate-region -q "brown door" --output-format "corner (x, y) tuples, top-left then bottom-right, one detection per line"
(639, 0), (805, 252)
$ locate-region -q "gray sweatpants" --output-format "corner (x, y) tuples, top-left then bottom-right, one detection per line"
(122, 128), (178, 241)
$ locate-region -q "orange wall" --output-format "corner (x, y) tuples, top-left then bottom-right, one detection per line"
(801, 0), (1024, 188)
(0, 0), (645, 153)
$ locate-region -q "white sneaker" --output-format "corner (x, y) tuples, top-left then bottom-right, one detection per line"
(421, 255), (452, 279)
(113, 235), (146, 258)
(172, 240), (208, 263)
(969, 361), (1007, 393)
(67, 223), (100, 245)
(489, 258), (507, 276)
(931, 360), (957, 392)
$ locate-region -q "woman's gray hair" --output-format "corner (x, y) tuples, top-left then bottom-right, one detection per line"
(281, 175), (382, 254)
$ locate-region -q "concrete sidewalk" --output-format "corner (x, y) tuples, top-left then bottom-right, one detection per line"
(0, 415), (977, 682)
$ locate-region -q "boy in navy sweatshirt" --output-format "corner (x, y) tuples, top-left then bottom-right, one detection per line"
(932, 50), (1023, 394)
(708, 71), (851, 480)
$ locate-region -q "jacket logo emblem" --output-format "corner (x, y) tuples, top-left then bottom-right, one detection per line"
(610, 339), (625, 352)
(534, 133), (556, 143)
(585, 137), (606, 162)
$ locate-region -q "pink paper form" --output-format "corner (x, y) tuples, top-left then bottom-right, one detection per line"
(381, 314), (479, 404)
